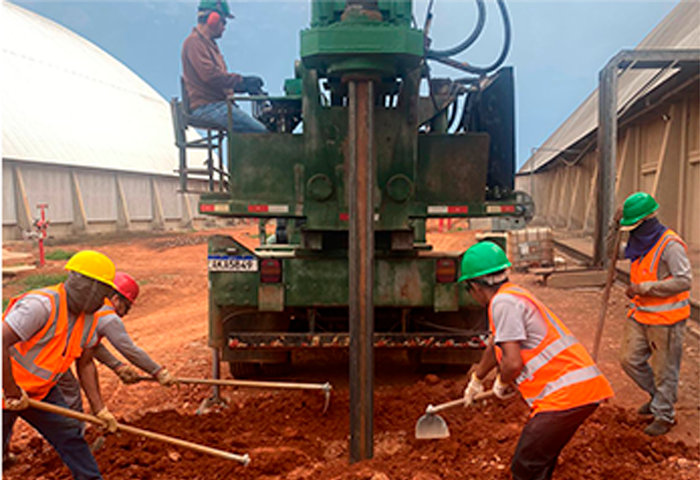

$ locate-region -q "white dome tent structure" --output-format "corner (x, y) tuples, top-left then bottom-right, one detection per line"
(2, 1), (211, 240)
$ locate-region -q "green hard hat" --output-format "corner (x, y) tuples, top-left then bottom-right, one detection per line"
(458, 241), (512, 282)
(621, 192), (658, 227)
(198, 0), (234, 18)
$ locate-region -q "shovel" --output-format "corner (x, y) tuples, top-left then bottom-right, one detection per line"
(137, 376), (333, 413)
(592, 226), (623, 361)
(27, 399), (250, 465)
(415, 390), (494, 440)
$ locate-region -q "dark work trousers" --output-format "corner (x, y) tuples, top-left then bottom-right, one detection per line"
(511, 402), (599, 480)
(3, 385), (102, 480)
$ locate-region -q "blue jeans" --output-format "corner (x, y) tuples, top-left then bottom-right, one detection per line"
(620, 318), (686, 423)
(3, 386), (102, 480)
(190, 101), (267, 132)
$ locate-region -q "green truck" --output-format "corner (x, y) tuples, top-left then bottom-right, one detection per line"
(195, 0), (531, 376)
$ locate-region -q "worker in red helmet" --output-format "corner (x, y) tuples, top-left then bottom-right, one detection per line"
(56, 272), (177, 421)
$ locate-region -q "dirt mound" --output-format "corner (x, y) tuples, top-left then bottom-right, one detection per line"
(5, 379), (699, 480)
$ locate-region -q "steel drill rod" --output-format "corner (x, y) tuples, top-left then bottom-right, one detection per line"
(27, 399), (250, 465)
(348, 79), (375, 463)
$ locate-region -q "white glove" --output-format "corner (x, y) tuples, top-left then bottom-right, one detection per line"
(492, 374), (517, 400)
(155, 367), (178, 387)
(3, 387), (29, 411)
(463, 371), (484, 406)
(96, 407), (118, 433)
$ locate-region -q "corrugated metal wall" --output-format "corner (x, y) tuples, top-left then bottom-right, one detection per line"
(516, 89), (699, 255)
(2, 159), (210, 240)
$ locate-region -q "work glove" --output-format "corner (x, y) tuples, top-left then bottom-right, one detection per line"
(492, 374), (517, 400)
(155, 367), (178, 387)
(463, 371), (484, 407)
(3, 387), (29, 411)
(114, 364), (140, 385)
(242, 75), (265, 95)
(626, 283), (645, 299)
(96, 407), (118, 433)
(613, 205), (624, 225)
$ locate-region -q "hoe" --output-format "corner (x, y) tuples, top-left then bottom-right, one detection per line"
(415, 391), (494, 440)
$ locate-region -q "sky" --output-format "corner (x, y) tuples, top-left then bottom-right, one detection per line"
(11, 0), (679, 169)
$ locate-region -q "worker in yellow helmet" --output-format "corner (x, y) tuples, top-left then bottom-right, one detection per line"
(3, 250), (117, 479)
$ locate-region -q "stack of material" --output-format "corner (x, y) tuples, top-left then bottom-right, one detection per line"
(506, 227), (554, 271)
(2, 249), (35, 277)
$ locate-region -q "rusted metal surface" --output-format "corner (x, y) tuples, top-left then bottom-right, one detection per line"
(348, 80), (374, 463)
(227, 333), (486, 349)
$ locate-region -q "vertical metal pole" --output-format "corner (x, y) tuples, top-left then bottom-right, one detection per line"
(594, 63), (618, 267)
(348, 80), (374, 463)
(211, 347), (221, 400)
(37, 204), (47, 267)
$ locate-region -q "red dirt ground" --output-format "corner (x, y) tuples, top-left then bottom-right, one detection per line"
(3, 223), (699, 479)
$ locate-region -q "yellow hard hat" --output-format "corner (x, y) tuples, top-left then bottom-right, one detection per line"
(64, 250), (116, 289)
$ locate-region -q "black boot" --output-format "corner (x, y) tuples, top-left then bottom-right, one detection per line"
(644, 418), (673, 436)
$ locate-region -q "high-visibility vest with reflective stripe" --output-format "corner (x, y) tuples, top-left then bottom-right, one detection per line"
(489, 283), (614, 415)
(2, 284), (99, 402)
(628, 230), (690, 325)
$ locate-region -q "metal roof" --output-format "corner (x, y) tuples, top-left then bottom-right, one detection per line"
(519, 0), (700, 174)
(1, 1), (196, 176)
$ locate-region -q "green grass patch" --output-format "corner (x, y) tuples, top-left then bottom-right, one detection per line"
(44, 249), (76, 261)
(3, 274), (68, 313)
(21, 273), (68, 292)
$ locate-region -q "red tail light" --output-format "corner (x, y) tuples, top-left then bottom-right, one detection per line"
(435, 258), (457, 283)
(260, 258), (282, 283)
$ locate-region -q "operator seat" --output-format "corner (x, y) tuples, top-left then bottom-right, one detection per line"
(170, 77), (228, 192)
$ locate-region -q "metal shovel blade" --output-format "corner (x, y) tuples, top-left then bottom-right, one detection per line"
(415, 412), (450, 440)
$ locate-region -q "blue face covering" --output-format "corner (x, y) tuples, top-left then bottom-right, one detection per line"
(624, 217), (667, 262)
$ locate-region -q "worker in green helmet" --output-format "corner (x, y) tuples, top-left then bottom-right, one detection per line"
(181, 0), (268, 131)
(460, 241), (613, 480)
(610, 191), (692, 436)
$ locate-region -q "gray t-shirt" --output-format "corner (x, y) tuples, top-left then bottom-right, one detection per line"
(94, 310), (161, 375)
(490, 293), (548, 351)
(4, 293), (98, 348)
(644, 241), (693, 297)
(605, 225), (693, 297)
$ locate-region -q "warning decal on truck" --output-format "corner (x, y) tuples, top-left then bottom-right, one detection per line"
(207, 255), (258, 272)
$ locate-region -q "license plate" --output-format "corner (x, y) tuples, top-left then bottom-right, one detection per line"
(207, 255), (258, 272)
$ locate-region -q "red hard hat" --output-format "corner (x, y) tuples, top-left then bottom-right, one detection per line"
(113, 272), (139, 304)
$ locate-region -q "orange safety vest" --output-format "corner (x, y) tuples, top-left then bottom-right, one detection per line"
(628, 229), (690, 325)
(93, 298), (118, 343)
(2, 284), (99, 402)
(489, 283), (614, 415)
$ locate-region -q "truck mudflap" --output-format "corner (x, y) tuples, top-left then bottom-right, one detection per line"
(228, 333), (487, 349)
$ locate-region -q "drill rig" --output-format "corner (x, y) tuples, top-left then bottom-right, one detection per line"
(197, 0), (530, 378)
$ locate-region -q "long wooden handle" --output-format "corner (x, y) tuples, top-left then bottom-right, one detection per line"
(27, 399), (250, 465)
(426, 390), (495, 414)
(592, 227), (623, 361)
(141, 376), (331, 391)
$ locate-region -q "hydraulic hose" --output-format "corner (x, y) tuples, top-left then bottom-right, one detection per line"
(428, 0), (512, 76)
(426, 0), (486, 59)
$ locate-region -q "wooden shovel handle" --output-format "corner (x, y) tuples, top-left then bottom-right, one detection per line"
(27, 399), (250, 465)
(426, 390), (495, 414)
(140, 376), (331, 391)
(592, 227), (623, 361)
